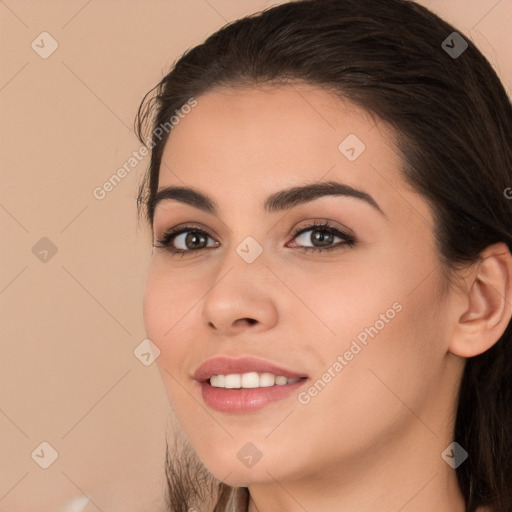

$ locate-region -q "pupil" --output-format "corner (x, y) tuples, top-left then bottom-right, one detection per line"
(313, 230), (333, 246)
(186, 232), (206, 249)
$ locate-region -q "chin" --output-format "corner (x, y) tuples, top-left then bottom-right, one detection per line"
(198, 452), (267, 482)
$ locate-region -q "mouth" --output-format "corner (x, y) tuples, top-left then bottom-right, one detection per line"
(193, 355), (308, 382)
(193, 356), (309, 413)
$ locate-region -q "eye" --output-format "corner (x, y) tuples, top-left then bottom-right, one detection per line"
(289, 221), (356, 254)
(153, 221), (356, 257)
(153, 224), (218, 257)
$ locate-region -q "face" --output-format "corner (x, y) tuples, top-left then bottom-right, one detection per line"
(143, 84), (456, 487)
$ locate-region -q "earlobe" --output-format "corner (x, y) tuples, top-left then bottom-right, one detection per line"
(449, 242), (512, 358)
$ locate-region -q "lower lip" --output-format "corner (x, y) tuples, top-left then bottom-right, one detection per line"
(198, 378), (308, 413)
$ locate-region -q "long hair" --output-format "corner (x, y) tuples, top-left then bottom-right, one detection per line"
(135, 1), (512, 510)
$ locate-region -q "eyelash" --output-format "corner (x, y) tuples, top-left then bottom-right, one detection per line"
(152, 221), (356, 257)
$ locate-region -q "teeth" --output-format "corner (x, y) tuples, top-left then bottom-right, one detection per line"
(209, 372), (301, 388)
(224, 374), (241, 388)
(275, 376), (288, 385)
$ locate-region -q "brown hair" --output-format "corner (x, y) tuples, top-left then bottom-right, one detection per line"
(135, 0), (512, 510)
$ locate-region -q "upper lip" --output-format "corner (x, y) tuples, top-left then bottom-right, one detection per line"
(193, 356), (309, 382)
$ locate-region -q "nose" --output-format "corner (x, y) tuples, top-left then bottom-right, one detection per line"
(201, 261), (279, 337)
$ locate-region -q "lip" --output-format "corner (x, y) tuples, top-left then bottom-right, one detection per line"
(193, 356), (308, 382)
(192, 356), (309, 414)
(198, 378), (308, 413)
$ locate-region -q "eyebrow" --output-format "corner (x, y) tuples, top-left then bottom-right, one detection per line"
(150, 180), (385, 219)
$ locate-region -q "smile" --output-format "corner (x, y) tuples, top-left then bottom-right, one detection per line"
(209, 372), (302, 388)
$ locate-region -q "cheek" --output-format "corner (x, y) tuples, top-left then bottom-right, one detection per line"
(327, 272), (446, 416)
(290, 288), (446, 464)
(303, 257), (447, 419)
(142, 264), (189, 359)
(142, 270), (194, 416)
(142, 262), (211, 392)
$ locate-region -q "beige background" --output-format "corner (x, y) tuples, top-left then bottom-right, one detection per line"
(0, 1), (510, 511)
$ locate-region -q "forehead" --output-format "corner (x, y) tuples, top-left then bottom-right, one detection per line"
(162, 83), (390, 167)
(157, 84), (420, 221)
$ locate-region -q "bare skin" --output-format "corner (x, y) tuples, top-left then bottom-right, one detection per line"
(143, 84), (512, 512)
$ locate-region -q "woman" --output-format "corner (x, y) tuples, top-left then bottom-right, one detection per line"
(135, 0), (512, 510)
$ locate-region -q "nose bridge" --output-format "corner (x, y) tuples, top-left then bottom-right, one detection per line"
(200, 232), (278, 332)
(211, 232), (269, 292)
(217, 207), (270, 267)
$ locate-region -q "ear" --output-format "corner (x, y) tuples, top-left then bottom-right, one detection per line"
(449, 242), (512, 358)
